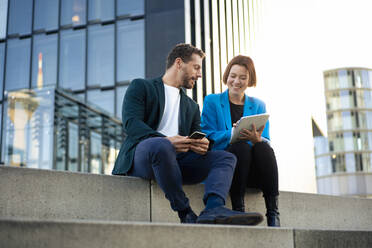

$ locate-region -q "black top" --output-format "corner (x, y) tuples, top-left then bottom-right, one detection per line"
(229, 101), (244, 126)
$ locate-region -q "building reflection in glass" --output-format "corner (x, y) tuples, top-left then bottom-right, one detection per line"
(2, 87), (124, 174)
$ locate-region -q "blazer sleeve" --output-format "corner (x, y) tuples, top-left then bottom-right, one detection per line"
(122, 79), (165, 140)
(201, 95), (231, 150)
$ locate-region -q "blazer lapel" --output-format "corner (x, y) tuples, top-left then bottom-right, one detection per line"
(220, 90), (232, 129)
(178, 88), (187, 135)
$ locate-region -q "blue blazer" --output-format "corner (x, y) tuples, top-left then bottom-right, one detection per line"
(201, 90), (270, 150)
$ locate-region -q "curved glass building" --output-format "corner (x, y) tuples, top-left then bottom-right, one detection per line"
(314, 68), (372, 197)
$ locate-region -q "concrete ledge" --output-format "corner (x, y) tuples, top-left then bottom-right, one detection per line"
(151, 183), (372, 230)
(2, 166), (372, 231)
(0, 219), (294, 248)
(0, 166), (150, 222)
(294, 229), (372, 248)
(1, 219), (372, 248)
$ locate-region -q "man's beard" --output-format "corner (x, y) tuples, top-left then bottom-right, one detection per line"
(181, 72), (196, 89)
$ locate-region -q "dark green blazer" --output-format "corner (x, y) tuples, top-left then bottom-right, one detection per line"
(112, 77), (202, 175)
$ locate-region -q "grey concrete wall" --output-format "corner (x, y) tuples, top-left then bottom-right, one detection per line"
(0, 166), (150, 222)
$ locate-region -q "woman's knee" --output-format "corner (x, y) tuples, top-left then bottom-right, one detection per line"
(253, 141), (273, 154)
(229, 141), (252, 153)
(228, 142), (253, 163)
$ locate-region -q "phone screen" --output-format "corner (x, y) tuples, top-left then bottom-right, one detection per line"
(190, 131), (206, 139)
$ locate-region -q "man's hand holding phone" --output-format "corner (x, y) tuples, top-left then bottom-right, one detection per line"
(166, 135), (191, 153)
(188, 131), (209, 155)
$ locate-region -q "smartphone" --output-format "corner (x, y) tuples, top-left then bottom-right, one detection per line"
(189, 131), (206, 139)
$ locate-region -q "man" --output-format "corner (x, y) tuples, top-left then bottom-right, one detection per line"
(113, 43), (263, 225)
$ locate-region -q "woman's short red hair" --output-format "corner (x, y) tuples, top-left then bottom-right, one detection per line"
(222, 55), (256, 87)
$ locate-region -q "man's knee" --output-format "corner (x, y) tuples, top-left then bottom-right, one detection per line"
(141, 137), (175, 156)
(209, 150), (237, 169)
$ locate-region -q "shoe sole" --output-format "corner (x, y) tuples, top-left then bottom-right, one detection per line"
(197, 213), (263, 226)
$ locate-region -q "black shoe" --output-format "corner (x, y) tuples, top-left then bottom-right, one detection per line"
(264, 195), (280, 227)
(179, 210), (198, 224)
(267, 212), (280, 227)
(196, 206), (263, 225)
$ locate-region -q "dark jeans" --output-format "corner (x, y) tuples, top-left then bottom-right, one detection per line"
(227, 141), (279, 199)
(129, 137), (237, 211)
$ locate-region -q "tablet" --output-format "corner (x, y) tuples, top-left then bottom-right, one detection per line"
(230, 113), (269, 143)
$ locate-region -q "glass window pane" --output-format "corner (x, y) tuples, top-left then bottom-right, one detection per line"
(34, 0), (59, 32)
(88, 24), (114, 87)
(2, 88), (54, 168)
(354, 70), (364, 88)
(88, 0), (114, 22)
(61, 0), (87, 27)
(342, 111), (352, 130)
(0, 43), (4, 100)
(5, 38), (31, 91)
(116, 85), (128, 119)
(27, 89), (54, 169)
(345, 153), (355, 173)
(59, 29), (86, 91)
(90, 130), (102, 174)
(74, 92), (85, 102)
(87, 89), (114, 115)
(7, 0), (33, 36)
(0, 103), (2, 156)
(68, 121), (79, 172)
(32, 33), (58, 88)
(0, 0), (8, 39)
(116, 19), (145, 83)
(338, 70), (353, 89)
(103, 137), (116, 175)
(55, 116), (66, 170)
(117, 0), (144, 17)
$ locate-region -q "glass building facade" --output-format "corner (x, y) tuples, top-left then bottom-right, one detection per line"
(2, 87), (123, 174)
(1, 0), (145, 119)
(0, 0), (145, 173)
(0, 0), (261, 174)
(314, 68), (372, 197)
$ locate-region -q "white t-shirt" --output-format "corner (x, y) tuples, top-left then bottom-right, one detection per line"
(157, 84), (180, 136)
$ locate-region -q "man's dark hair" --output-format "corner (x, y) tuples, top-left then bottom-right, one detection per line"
(166, 43), (205, 69)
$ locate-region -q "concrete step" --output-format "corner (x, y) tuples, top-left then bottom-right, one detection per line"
(1, 219), (372, 248)
(1, 166), (372, 230)
(0, 166), (150, 222)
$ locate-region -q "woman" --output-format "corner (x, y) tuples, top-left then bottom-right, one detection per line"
(201, 55), (280, 227)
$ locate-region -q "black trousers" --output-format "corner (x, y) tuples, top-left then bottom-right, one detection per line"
(227, 141), (279, 199)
